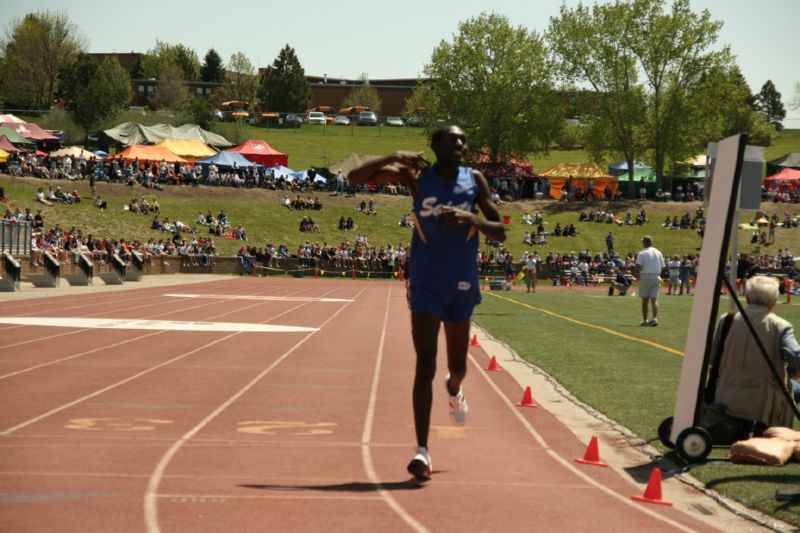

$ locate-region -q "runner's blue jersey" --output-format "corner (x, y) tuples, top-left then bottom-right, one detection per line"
(410, 165), (480, 290)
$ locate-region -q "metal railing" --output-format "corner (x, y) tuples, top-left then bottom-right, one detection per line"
(1, 221), (31, 255)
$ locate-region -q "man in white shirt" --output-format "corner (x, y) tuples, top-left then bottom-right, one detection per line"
(635, 235), (665, 326)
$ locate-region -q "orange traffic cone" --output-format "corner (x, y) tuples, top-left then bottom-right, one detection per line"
(470, 334), (480, 347)
(631, 467), (672, 506)
(485, 355), (500, 372)
(575, 435), (607, 467)
(516, 386), (538, 408)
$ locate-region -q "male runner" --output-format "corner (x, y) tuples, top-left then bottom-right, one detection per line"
(349, 125), (507, 480)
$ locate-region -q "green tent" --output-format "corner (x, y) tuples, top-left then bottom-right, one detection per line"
(617, 167), (656, 182)
(0, 126), (35, 148)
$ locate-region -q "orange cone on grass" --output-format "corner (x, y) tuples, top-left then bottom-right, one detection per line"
(516, 386), (538, 408)
(485, 355), (500, 372)
(630, 467), (672, 506)
(470, 334), (480, 347)
(574, 435), (607, 467)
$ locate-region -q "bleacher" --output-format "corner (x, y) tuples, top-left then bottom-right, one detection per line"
(28, 251), (60, 288)
(98, 253), (126, 285)
(63, 253), (94, 286)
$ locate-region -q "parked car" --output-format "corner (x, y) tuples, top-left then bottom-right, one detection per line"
(284, 113), (303, 127)
(386, 116), (404, 127)
(307, 111), (327, 125)
(333, 115), (350, 126)
(358, 111), (378, 126)
(407, 115), (424, 127)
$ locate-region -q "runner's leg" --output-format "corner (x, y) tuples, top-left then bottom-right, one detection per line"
(411, 310), (441, 448)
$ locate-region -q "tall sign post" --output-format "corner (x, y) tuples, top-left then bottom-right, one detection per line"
(667, 134), (747, 460)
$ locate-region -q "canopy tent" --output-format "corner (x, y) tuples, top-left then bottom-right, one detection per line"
(617, 167), (657, 182)
(0, 127), (35, 148)
(93, 150), (109, 158)
(49, 146), (97, 159)
(767, 152), (800, 176)
(103, 122), (233, 148)
(764, 168), (800, 191)
(0, 122), (59, 142)
(197, 150), (258, 170)
(266, 165), (295, 179)
(538, 162), (617, 199)
(329, 153), (382, 175)
(474, 160), (534, 180)
(114, 144), (188, 164)
(0, 114), (25, 124)
(607, 160), (651, 177)
(0, 136), (22, 153)
(155, 139), (217, 160)
(288, 170), (327, 183)
(0, 148), (8, 163)
(227, 139), (288, 167)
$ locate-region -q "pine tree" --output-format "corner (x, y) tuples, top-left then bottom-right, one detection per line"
(257, 45), (311, 113)
(755, 80), (786, 131)
(200, 49), (225, 83)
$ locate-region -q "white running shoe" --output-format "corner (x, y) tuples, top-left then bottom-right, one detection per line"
(407, 446), (432, 481)
(445, 373), (468, 426)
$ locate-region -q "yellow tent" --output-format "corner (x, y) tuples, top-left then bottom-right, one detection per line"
(0, 148), (8, 163)
(155, 139), (217, 160)
(538, 163), (617, 199)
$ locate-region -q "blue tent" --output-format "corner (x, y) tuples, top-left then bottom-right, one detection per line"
(608, 160), (650, 177)
(267, 165), (295, 179)
(198, 150), (259, 170)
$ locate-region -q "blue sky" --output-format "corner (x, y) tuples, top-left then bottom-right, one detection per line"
(4, 0), (798, 123)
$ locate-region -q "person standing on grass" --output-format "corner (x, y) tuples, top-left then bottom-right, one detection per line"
(635, 235), (665, 326)
(349, 125), (507, 481)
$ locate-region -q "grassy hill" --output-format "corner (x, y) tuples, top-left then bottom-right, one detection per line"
(4, 173), (800, 262)
(4, 126), (799, 259)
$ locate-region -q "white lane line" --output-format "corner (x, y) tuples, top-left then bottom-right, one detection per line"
(0, 283), (263, 349)
(0, 290), (334, 436)
(166, 293), (353, 303)
(469, 353), (697, 533)
(0, 287), (315, 378)
(143, 289), (365, 533)
(0, 317), (317, 333)
(361, 285), (428, 533)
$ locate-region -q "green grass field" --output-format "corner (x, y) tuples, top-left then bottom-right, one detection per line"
(472, 289), (800, 526)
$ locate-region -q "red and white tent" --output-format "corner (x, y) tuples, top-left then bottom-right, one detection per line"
(227, 139), (288, 167)
(0, 114), (26, 124)
(764, 167), (800, 191)
(0, 122), (59, 142)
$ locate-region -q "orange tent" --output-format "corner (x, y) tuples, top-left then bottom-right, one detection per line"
(114, 144), (188, 163)
(538, 163), (617, 199)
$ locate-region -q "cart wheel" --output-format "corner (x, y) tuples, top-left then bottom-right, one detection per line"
(658, 417), (675, 449)
(676, 426), (712, 463)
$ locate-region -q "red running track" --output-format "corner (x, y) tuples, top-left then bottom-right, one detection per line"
(0, 277), (718, 532)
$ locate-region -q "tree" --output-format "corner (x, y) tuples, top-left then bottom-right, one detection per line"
(139, 40), (200, 81)
(401, 81), (447, 129)
(200, 49), (225, 83)
(548, 2), (649, 197)
(549, 0), (731, 190)
(755, 80), (786, 131)
(341, 73), (383, 114)
(218, 52), (258, 105)
(56, 52), (98, 109)
(150, 62), (188, 111)
(71, 56), (131, 140)
(425, 12), (562, 164)
(187, 95), (216, 130)
(790, 82), (800, 112)
(0, 10), (85, 108)
(257, 45), (311, 112)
